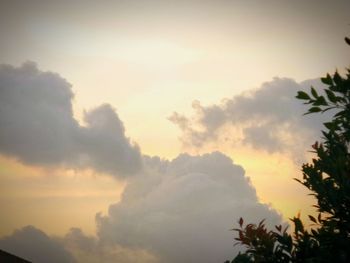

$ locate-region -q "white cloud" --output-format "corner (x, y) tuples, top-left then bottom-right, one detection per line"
(0, 62), (141, 177)
(96, 152), (282, 263)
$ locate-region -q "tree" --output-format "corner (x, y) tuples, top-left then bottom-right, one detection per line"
(227, 38), (350, 263)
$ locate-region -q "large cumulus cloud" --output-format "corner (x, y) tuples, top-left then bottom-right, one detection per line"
(0, 62), (141, 177)
(0, 226), (75, 263)
(0, 153), (282, 263)
(96, 152), (283, 263)
(169, 77), (330, 160)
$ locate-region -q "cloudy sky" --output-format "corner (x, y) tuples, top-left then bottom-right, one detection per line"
(0, 0), (349, 262)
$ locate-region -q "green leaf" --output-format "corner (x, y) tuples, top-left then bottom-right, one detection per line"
(314, 96), (327, 106)
(334, 110), (345, 117)
(323, 122), (334, 130)
(305, 107), (321, 114)
(333, 71), (342, 85)
(325, 89), (337, 103)
(321, 74), (333, 85)
(322, 106), (336, 113)
(296, 91), (311, 100)
(311, 87), (318, 98)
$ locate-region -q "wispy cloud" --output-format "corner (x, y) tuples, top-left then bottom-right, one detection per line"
(170, 77), (329, 161)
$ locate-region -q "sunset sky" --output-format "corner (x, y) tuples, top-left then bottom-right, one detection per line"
(0, 1), (349, 262)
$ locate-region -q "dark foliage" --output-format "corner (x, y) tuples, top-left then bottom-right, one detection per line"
(227, 38), (350, 263)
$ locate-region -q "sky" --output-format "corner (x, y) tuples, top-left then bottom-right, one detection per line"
(0, 0), (349, 262)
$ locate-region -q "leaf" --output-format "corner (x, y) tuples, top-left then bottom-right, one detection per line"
(311, 142), (319, 149)
(308, 215), (317, 223)
(323, 122), (334, 130)
(333, 71), (342, 85)
(314, 96), (327, 106)
(239, 217), (244, 227)
(294, 178), (302, 184)
(239, 230), (244, 240)
(325, 89), (337, 103)
(293, 217), (304, 233)
(321, 74), (333, 85)
(345, 37), (350, 46)
(304, 107), (321, 114)
(258, 219), (265, 227)
(322, 106), (336, 113)
(296, 91), (311, 100)
(311, 86), (318, 98)
(334, 110), (345, 117)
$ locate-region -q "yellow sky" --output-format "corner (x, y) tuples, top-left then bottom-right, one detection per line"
(0, 156), (125, 236)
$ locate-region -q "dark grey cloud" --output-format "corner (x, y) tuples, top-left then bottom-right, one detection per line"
(0, 62), (141, 177)
(0, 226), (75, 263)
(170, 77), (330, 159)
(96, 152), (282, 263)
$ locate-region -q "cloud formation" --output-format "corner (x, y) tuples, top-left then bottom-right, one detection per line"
(62, 228), (159, 263)
(96, 152), (282, 263)
(0, 226), (75, 263)
(170, 77), (329, 159)
(0, 153), (281, 263)
(0, 62), (141, 177)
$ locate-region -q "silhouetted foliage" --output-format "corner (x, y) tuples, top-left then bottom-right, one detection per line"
(227, 38), (350, 263)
